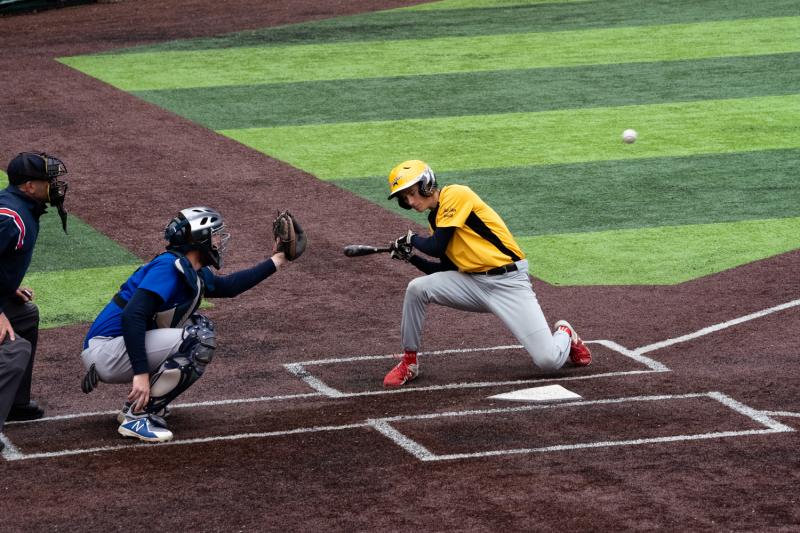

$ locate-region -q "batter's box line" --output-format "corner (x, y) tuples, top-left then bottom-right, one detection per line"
(367, 391), (795, 462)
(635, 298), (800, 355)
(284, 340), (668, 398)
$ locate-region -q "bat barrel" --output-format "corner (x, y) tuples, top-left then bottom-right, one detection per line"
(343, 245), (387, 257)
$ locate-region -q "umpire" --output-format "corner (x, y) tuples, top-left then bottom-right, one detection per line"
(0, 152), (71, 444)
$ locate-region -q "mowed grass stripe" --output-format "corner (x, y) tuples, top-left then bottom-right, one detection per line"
(405, 0), (586, 10)
(59, 17), (800, 90)
(2, 171), (140, 328)
(108, 0), (799, 52)
(332, 149), (800, 236)
(23, 265), (141, 329)
(0, 173), (140, 272)
(134, 53), (800, 129)
(519, 217), (800, 286)
(220, 94), (800, 180)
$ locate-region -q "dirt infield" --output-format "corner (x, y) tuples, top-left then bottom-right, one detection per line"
(2, 1), (800, 531)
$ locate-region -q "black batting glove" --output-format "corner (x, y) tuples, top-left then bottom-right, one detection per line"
(389, 230), (415, 262)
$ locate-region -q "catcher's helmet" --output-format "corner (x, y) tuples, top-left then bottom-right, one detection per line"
(164, 206), (229, 269)
(387, 160), (436, 210)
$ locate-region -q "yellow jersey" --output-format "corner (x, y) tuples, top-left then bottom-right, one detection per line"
(430, 184), (525, 273)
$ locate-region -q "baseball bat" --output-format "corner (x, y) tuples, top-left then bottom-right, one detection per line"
(343, 244), (391, 257)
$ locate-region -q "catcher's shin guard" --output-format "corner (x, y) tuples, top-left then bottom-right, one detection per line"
(146, 317), (216, 414)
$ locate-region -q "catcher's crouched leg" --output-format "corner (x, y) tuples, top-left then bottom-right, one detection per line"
(145, 316), (217, 418)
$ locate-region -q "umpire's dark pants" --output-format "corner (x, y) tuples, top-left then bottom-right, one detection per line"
(0, 300), (39, 432)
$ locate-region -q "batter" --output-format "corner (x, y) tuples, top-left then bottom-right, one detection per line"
(384, 160), (591, 388)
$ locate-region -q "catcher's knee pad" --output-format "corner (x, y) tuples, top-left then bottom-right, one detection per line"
(146, 317), (216, 414)
(181, 314), (217, 366)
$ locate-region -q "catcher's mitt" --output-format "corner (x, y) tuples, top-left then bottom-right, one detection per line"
(272, 210), (307, 261)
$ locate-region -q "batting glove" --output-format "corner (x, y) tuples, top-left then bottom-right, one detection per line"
(390, 230), (415, 262)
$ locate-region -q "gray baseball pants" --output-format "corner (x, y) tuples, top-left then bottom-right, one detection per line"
(401, 259), (570, 371)
(81, 328), (184, 383)
(0, 300), (39, 431)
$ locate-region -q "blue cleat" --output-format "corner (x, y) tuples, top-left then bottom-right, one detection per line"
(118, 415), (173, 443)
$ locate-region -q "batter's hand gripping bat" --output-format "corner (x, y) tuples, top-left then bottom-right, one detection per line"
(343, 244), (391, 257)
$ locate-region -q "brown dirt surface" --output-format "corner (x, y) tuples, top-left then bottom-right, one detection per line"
(1, 1), (799, 531)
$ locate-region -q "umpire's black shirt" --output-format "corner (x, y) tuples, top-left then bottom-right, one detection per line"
(0, 185), (44, 316)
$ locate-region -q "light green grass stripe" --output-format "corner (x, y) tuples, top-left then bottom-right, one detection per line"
(22, 264), (139, 329)
(403, 0), (586, 10)
(221, 94), (800, 180)
(59, 17), (800, 90)
(134, 53), (800, 129)
(332, 149), (800, 235)
(520, 217), (800, 286)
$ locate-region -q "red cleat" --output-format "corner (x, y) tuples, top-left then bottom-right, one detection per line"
(555, 320), (592, 367)
(383, 352), (419, 388)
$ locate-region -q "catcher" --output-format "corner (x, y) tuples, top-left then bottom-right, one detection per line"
(80, 207), (306, 442)
(383, 160), (590, 388)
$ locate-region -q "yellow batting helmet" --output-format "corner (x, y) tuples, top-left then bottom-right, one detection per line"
(387, 160), (437, 209)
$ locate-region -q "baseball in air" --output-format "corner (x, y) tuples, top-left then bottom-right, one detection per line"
(622, 129), (638, 144)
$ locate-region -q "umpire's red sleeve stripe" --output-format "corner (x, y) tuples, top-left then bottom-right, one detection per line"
(0, 208), (25, 250)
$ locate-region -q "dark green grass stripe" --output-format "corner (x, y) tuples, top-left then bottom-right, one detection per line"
(133, 52), (800, 129)
(331, 149), (800, 236)
(113, 0), (800, 52)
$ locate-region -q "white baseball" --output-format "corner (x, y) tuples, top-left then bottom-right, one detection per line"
(622, 129), (638, 144)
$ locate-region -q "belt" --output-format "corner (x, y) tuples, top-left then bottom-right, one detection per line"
(112, 293), (128, 308)
(470, 263), (518, 276)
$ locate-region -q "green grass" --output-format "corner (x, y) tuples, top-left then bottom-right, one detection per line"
(404, 0), (586, 10)
(59, 16), (800, 90)
(133, 53), (800, 129)
(57, 3), (800, 287)
(2, 171), (141, 327)
(100, 0), (800, 51)
(519, 217), (800, 285)
(220, 94), (800, 180)
(332, 149), (800, 235)
(21, 265), (138, 328)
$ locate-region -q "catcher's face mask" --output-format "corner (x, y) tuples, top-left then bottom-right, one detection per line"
(209, 228), (231, 268)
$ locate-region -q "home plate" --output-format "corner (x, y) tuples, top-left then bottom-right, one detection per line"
(489, 385), (581, 402)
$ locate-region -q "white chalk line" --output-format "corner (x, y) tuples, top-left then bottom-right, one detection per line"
(368, 420), (436, 461)
(637, 298), (800, 354)
(0, 432), (23, 461)
(7, 295), (800, 461)
(5, 422), (370, 462)
(323, 370), (660, 398)
(292, 344), (526, 366)
(5, 340), (657, 430)
(371, 391), (795, 462)
(423, 429), (784, 462)
(762, 410), (800, 418)
(286, 340), (666, 398)
(5, 391), (325, 426)
(4, 391), (795, 462)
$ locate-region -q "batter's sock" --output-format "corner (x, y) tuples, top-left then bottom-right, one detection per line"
(403, 350), (417, 365)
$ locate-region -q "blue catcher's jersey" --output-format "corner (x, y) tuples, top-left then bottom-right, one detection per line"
(84, 252), (212, 348)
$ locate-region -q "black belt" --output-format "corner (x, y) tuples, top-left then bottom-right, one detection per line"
(112, 293), (128, 308)
(470, 263), (518, 276)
